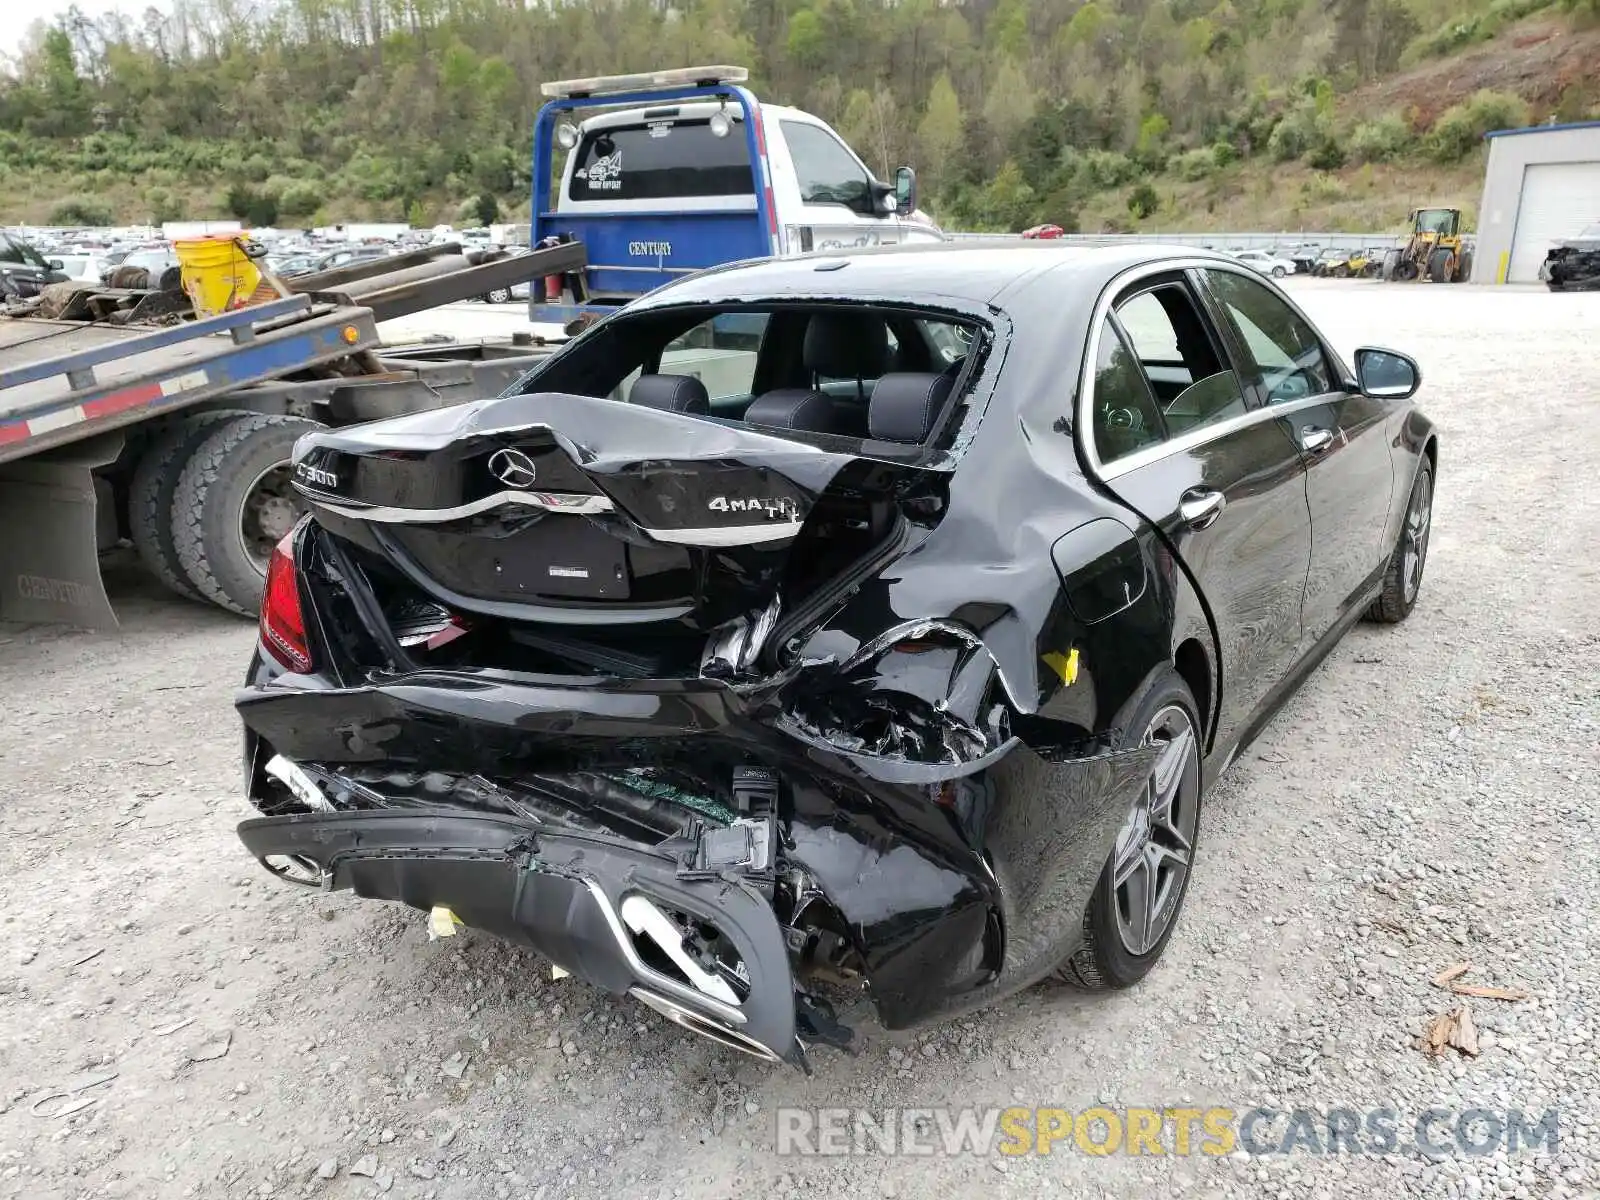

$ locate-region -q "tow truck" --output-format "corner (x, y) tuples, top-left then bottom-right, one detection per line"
(0, 241), (583, 627)
(0, 65), (934, 628)
(527, 65), (940, 328)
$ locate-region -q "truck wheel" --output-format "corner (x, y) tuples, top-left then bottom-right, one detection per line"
(485, 287), (511, 304)
(1428, 248), (1453, 283)
(170, 413), (325, 617)
(1456, 249), (1474, 282)
(129, 408), (256, 602)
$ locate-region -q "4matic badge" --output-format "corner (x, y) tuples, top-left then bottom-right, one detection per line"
(708, 495), (799, 520)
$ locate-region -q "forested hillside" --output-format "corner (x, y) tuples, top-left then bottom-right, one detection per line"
(1, 0), (1596, 231)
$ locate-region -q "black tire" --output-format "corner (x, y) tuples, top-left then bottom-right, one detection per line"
(170, 413), (324, 617)
(1427, 247), (1453, 283)
(485, 287), (511, 304)
(1366, 459), (1433, 624)
(1332, 264), (1350, 278)
(1271, 265), (1287, 278)
(1456, 250), (1474, 282)
(1059, 669), (1204, 991)
(129, 409), (255, 602)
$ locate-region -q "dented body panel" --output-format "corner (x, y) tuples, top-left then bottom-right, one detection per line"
(237, 645), (1155, 1036)
(234, 243), (1436, 1065)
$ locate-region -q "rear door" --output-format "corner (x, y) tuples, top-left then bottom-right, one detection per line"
(1197, 266), (1395, 643)
(554, 117), (771, 299)
(1083, 271), (1313, 751)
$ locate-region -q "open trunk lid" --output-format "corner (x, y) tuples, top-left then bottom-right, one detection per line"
(290, 392), (919, 639)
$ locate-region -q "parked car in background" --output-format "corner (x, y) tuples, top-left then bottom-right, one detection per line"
(1230, 249), (1295, 278)
(307, 244), (393, 273)
(0, 230), (69, 298)
(102, 246), (182, 289)
(1358, 247), (1393, 278)
(267, 254), (321, 278)
(1541, 221), (1600, 292)
(235, 242), (1437, 1068)
(1311, 247), (1354, 277)
(53, 254), (109, 282)
(1286, 244), (1321, 274)
(1022, 224), (1067, 240)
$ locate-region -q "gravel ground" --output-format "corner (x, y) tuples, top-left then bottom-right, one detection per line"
(1, 279), (1597, 1199)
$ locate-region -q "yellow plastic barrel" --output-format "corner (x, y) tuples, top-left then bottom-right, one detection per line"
(175, 235), (267, 317)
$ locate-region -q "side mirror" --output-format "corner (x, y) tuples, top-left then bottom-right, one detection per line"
(48, 258), (64, 270)
(1354, 347), (1420, 400)
(894, 166), (917, 216)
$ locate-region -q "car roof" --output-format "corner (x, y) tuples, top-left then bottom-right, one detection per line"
(634, 241), (1243, 312)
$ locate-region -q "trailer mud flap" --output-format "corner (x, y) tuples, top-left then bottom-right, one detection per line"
(237, 808), (801, 1062)
(0, 432), (122, 629)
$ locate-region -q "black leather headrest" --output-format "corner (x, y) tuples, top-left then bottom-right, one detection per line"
(869, 372), (954, 443)
(630, 373), (709, 416)
(803, 313), (890, 380)
(744, 388), (836, 434)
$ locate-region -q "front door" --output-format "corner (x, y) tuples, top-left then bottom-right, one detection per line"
(776, 118), (896, 253)
(1083, 272), (1314, 751)
(1198, 267), (1396, 641)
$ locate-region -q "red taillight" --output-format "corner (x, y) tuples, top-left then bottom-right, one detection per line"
(260, 531), (313, 673)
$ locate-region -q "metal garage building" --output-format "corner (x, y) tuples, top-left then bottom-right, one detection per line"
(1472, 120), (1600, 283)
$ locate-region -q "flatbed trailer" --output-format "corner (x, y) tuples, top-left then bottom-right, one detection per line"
(0, 240), (585, 628)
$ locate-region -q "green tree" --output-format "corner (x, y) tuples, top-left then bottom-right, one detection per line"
(786, 9), (827, 68)
(473, 192), (500, 227)
(279, 182), (323, 219)
(916, 73), (964, 184)
(1128, 181), (1160, 219)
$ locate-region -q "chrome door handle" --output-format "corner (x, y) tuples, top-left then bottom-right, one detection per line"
(1301, 426), (1335, 453)
(1179, 488), (1226, 530)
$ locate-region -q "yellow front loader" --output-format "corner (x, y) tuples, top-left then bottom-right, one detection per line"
(1382, 207), (1474, 282)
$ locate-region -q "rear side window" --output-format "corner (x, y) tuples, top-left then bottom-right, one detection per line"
(1091, 318), (1167, 464)
(568, 120), (755, 202)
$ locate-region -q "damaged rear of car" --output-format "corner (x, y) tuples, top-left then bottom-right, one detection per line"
(1541, 222), (1600, 292)
(234, 248), (1214, 1068)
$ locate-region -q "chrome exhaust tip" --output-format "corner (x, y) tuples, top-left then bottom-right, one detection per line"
(630, 986), (783, 1062)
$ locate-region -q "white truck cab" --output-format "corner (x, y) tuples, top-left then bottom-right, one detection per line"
(556, 97), (944, 254)
(530, 66), (943, 324)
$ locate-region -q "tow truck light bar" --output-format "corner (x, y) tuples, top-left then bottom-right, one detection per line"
(540, 65), (750, 100)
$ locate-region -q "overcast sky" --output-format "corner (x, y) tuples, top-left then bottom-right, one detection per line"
(4, 0), (169, 59)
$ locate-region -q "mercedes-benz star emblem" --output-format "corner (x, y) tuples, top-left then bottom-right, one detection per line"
(487, 448), (538, 489)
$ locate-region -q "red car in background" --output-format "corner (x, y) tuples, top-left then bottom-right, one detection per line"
(1022, 224), (1067, 239)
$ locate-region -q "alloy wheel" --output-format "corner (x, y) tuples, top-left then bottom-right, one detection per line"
(1111, 705), (1201, 956)
(1402, 468), (1432, 603)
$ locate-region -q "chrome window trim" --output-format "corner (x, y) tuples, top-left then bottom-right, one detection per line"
(1077, 258), (1348, 482)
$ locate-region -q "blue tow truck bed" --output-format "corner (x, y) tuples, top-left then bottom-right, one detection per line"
(0, 240), (586, 628)
(0, 295), (378, 465)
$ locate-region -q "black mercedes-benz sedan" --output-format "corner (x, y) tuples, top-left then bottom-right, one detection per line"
(233, 243), (1436, 1068)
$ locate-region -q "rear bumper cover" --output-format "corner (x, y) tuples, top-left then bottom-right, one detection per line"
(236, 658), (1156, 1056)
(238, 808), (800, 1062)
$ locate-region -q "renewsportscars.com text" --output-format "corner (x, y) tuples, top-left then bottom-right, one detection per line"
(774, 1106), (1562, 1159)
